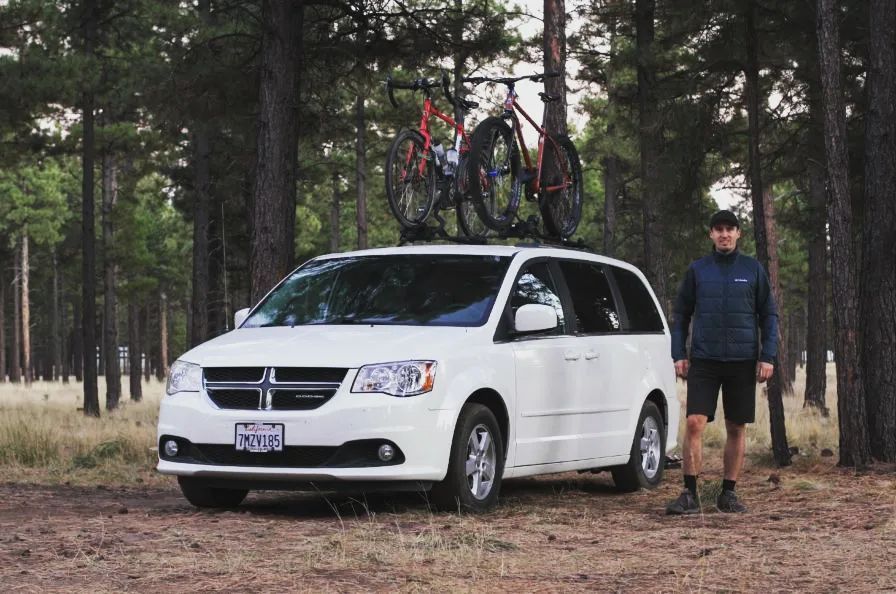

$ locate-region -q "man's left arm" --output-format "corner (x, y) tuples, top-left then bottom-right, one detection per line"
(756, 264), (778, 381)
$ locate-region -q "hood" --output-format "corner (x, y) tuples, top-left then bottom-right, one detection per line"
(178, 325), (482, 368)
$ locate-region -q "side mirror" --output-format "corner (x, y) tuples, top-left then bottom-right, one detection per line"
(234, 308), (250, 329)
(514, 304), (557, 334)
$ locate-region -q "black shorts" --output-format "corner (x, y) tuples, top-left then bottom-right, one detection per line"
(687, 358), (757, 424)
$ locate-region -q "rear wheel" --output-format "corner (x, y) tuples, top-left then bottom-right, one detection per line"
(538, 135), (583, 239)
(385, 129), (437, 229)
(177, 477), (248, 508)
(467, 117), (521, 232)
(611, 400), (666, 492)
(430, 403), (504, 512)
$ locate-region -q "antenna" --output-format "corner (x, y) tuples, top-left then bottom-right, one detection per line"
(221, 202), (230, 331)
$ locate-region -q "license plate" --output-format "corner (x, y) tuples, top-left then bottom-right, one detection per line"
(234, 423), (284, 452)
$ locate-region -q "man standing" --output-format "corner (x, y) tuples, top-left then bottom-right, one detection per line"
(666, 210), (777, 514)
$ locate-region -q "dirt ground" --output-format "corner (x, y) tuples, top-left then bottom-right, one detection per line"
(1, 459), (894, 593)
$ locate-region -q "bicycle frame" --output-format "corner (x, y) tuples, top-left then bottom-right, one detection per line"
(502, 85), (572, 195)
(404, 96), (472, 179)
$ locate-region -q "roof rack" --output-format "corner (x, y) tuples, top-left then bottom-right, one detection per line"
(397, 213), (594, 252)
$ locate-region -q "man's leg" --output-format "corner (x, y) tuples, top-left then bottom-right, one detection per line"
(722, 419), (746, 481)
(683, 414), (709, 478)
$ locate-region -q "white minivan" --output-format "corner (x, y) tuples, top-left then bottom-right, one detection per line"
(158, 244), (678, 511)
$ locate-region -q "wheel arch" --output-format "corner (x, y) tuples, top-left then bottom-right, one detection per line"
(645, 389), (669, 435)
(465, 388), (510, 459)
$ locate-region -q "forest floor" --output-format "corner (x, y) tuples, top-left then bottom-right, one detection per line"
(1, 457), (894, 593)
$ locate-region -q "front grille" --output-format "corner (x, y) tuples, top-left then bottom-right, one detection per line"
(187, 443), (337, 467)
(274, 367), (348, 383)
(204, 367), (265, 383)
(207, 389), (261, 410)
(202, 366), (347, 411)
(270, 388), (337, 411)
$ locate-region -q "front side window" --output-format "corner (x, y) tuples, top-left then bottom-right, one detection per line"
(509, 261), (565, 334)
(242, 254), (511, 328)
(558, 261), (620, 333)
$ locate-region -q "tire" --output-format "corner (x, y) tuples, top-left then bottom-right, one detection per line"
(467, 117), (522, 232)
(385, 129), (437, 229)
(455, 154), (491, 239)
(538, 135), (583, 239)
(430, 403), (504, 512)
(611, 400), (666, 492)
(177, 476), (249, 509)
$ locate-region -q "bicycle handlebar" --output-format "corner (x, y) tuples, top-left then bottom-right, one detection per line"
(384, 75), (444, 108)
(463, 72), (561, 86)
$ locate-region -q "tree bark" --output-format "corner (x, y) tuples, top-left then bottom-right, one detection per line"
(52, 250), (63, 381)
(745, 2), (790, 466)
(102, 153), (121, 410)
(249, 0), (303, 304)
(72, 297), (83, 382)
(817, 0), (872, 467)
(0, 261), (5, 381)
(11, 248), (21, 384)
(805, 87), (828, 412)
(860, 0), (896, 462)
(191, 127), (211, 348)
(543, 0), (567, 137)
(762, 192), (793, 393)
(157, 292), (168, 381)
(635, 0), (667, 310)
(81, 0), (99, 416)
(355, 95), (368, 250)
(142, 304), (151, 382)
(128, 301), (142, 401)
(330, 171), (341, 252)
(21, 234), (31, 385)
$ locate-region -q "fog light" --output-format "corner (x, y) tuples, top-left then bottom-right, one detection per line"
(377, 444), (395, 462)
(164, 440), (179, 457)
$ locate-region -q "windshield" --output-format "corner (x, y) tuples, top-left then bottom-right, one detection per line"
(242, 254), (511, 328)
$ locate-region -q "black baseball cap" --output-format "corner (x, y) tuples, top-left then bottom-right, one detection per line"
(709, 210), (739, 229)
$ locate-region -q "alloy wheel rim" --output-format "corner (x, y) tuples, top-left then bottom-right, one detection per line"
(465, 423), (497, 500)
(640, 416), (661, 479)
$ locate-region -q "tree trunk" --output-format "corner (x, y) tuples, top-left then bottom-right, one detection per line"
(543, 0), (567, 137)
(762, 191), (793, 393)
(817, 0), (872, 467)
(0, 260), (5, 381)
(805, 82), (828, 412)
(52, 250), (63, 381)
(191, 127), (211, 348)
(72, 297), (83, 382)
(142, 304), (151, 382)
(61, 284), (70, 383)
(157, 292), (168, 381)
(81, 0), (99, 416)
(128, 301), (142, 401)
(11, 248), (21, 384)
(355, 95), (368, 250)
(330, 171), (341, 252)
(860, 0), (896, 462)
(102, 153), (121, 410)
(249, 0), (303, 304)
(21, 234), (31, 386)
(635, 0), (667, 310)
(744, 2), (790, 466)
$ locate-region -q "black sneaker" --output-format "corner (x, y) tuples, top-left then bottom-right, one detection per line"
(716, 489), (747, 513)
(666, 490), (700, 515)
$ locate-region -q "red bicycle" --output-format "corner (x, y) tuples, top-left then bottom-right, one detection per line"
(384, 73), (488, 237)
(464, 73), (583, 238)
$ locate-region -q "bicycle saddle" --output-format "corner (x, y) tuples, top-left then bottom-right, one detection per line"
(459, 98), (479, 111)
(539, 92), (561, 103)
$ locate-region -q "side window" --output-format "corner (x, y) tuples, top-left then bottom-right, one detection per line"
(557, 261), (620, 333)
(510, 262), (566, 334)
(611, 266), (664, 332)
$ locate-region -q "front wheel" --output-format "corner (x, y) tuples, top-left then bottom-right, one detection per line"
(539, 135), (583, 239)
(385, 129), (437, 229)
(611, 400), (666, 492)
(177, 476), (249, 508)
(455, 154), (491, 239)
(467, 117), (521, 232)
(430, 403), (504, 512)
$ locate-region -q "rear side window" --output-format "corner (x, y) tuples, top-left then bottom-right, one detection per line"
(611, 266), (664, 332)
(510, 261), (566, 334)
(558, 261), (620, 333)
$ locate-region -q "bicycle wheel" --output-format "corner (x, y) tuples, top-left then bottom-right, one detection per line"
(467, 117), (521, 232)
(385, 129), (437, 229)
(539, 135), (583, 239)
(455, 154), (491, 239)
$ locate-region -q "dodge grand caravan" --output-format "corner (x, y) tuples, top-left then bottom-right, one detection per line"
(158, 244), (678, 511)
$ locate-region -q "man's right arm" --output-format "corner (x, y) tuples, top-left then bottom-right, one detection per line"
(671, 266), (696, 363)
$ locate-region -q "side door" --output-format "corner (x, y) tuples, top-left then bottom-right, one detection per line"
(507, 260), (583, 467)
(554, 259), (626, 460)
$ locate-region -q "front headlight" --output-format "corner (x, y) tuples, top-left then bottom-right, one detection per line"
(166, 360), (202, 395)
(351, 360), (437, 397)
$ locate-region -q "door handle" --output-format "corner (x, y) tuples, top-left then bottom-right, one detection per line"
(585, 351), (600, 360)
(564, 351), (581, 361)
